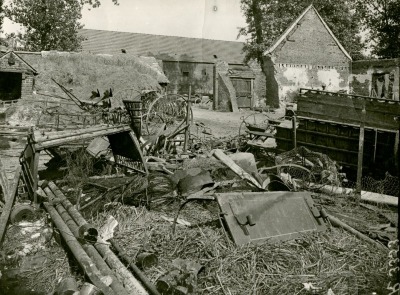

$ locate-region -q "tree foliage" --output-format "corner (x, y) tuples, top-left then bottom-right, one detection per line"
(355, 0), (400, 58)
(0, 0), (4, 32)
(239, 0), (366, 66)
(4, 0), (118, 52)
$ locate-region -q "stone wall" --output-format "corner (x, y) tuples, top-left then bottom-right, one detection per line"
(162, 61), (214, 95)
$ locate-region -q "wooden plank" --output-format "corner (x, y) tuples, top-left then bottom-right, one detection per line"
(35, 126), (131, 150)
(212, 149), (263, 189)
(0, 168), (21, 246)
(297, 92), (400, 130)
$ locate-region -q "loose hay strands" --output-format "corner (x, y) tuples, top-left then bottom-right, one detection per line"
(90, 202), (390, 295)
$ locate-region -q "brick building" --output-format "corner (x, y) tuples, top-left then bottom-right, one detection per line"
(0, 51), (38, 100)
(263, 5), (352, 108)
(79, 29), (266, 111)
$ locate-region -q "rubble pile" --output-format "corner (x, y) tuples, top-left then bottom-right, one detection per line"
(0, 92), (398, 295)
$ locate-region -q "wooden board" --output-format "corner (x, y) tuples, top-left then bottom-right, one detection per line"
(297, 89), (400, 131)
(215, 191), (328, 245)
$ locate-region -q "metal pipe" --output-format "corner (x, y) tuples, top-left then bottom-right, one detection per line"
(46, 182), (148, 295)
(44, 188), (128, 295)
(43, 203), (115, 295)
(55, 203), (129, 295)
(110, 238), (161, 295)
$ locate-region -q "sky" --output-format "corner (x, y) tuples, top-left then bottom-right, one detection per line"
(2, 0), (248, 42)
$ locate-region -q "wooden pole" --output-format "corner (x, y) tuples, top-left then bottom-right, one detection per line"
(183, 85), (191, 152)
(292, 115), (297, 149)
(212, 149), (263, 189)
(0, 168), (21, 246)
(373, 128), (378, 164)
(356, 107), (366, 199)
(213, 64), (219, 111)
(328, 214), (387, 252)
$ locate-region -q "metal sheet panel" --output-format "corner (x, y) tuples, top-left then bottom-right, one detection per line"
(215, 191), (327, 245)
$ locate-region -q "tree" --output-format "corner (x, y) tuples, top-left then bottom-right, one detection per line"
(355, 0), (400, 58)
(0, 0), (4, 32)
(4, 0), (118, 52)
(239, 0), (366, 67)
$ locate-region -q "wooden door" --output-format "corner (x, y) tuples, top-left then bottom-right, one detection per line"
(231, 78), (252, 108)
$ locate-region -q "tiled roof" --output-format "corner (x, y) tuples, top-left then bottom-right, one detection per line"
(79, 29), (245, 64)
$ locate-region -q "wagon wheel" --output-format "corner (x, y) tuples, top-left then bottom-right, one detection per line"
(141, 112), (165, 136)
(145, 93), (193, 136)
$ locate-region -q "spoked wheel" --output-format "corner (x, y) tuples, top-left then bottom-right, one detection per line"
(141, 112), (165, 136)
(145, 93), (193, 136)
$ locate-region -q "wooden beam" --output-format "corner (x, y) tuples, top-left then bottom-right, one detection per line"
(0, 168), (21, 246)
(356, 107), (366, 197)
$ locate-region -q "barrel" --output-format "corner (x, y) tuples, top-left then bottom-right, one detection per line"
(123, 100), (142, 138)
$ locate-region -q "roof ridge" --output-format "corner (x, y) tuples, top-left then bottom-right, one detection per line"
(264, 4), (352, 61)
(79, 28), (244, 44)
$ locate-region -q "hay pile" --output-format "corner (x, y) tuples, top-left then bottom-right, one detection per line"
(90, 202), (389, 295)
(22, 52), (166, 100)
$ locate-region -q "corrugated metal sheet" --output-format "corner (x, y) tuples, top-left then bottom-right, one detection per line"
(79, 29), (245, 64)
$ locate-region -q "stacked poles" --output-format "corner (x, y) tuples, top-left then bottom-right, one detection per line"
(43, 181), (149, 295)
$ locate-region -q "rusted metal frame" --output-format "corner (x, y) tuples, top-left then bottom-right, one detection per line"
(0, 168), (21, 246)
(43, 202), (115, 295)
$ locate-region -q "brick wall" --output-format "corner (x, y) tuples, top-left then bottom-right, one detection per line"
(264, 8), (351, 107)
(0, 52), (36, 100)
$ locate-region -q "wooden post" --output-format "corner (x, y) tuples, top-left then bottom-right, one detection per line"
(213, 64), (218, 111)
(356, 107), (366, 199)
(250, 79), (254, 110)
(292, 115), (297, 149)
(184, 85), (191, 152)
(373, 128), (378, 164)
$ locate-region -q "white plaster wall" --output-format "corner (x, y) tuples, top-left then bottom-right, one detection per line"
(277, 66), (348, 101)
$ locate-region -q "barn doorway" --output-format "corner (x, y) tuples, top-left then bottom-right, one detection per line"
(0, 72), (22, 101)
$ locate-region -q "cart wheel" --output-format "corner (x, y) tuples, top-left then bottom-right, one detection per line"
(10, 204), (35, 223)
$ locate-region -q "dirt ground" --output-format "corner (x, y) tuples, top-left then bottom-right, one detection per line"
(191, 105), (285, 138)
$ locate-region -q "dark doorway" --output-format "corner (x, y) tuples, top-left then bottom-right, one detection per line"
(0, 72), (22, 101)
